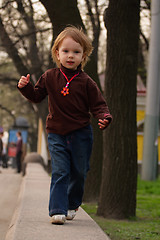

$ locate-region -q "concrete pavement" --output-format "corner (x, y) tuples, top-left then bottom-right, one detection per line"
(3, 160), (110, 240)
(0, 167), (22, 240)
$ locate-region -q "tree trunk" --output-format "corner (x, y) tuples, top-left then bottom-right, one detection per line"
(83, 118), (103, 201)
(83, 59), (103, 201)
(40, 0), (84, 37)
(97, 0), (140, 219)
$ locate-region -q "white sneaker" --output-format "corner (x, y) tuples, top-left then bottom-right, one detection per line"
(66, 210), (77, 220)
(51, 214), (66, 224)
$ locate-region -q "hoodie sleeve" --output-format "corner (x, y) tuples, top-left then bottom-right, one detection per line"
(87, 78), (112, 123)
(17, 73), (48, 103)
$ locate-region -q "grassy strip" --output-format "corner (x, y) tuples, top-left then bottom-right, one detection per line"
(82, 176), (160, 240)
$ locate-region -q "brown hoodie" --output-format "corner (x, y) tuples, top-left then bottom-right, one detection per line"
(18, 65), (112, 135)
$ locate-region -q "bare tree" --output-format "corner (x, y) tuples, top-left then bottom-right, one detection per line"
(0, 0), (50, 127)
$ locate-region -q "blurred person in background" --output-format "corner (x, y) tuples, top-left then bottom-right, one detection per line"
(0, 131), (3, 173)
(1, 131), (8, 168)
(16, 131), (23, 173)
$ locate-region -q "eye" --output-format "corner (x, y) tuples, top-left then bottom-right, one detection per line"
(63, 49), (68, 53)
(74, 50), (80, 54)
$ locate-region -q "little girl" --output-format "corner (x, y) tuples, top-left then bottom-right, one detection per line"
(17, 26), (112, 224)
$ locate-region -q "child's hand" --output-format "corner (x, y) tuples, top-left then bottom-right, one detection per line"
(98, 119), (109, 130)
(18, 74), (30, 88)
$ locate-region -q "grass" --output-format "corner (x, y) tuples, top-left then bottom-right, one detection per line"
(82, 176), (160, 240)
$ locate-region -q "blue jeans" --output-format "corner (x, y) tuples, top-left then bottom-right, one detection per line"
(48, 125), (93, 217)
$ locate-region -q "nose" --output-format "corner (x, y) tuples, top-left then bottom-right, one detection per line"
(68, 52), (74, 58)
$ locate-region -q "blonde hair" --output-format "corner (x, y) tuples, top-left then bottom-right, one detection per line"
(51, 26), (93, 68)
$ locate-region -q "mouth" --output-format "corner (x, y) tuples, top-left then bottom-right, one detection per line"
(67, 61), (74, 65)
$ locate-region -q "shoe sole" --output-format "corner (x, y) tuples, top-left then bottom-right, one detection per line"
(51, 220), (65, 225)
(51, 216), (66, 225)
(66, 216), (74, 220)
(51, 215), (66, 225)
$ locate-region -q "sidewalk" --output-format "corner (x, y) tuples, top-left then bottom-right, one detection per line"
(0, 167), (22, 240)
(5, 161), (110, 240)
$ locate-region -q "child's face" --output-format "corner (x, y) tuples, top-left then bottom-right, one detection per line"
(56, 37), (84, 70)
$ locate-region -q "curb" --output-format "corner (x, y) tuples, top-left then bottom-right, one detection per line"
(5, 177), (25, 240)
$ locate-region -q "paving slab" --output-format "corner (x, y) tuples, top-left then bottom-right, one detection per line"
(5, 163), (110, 240)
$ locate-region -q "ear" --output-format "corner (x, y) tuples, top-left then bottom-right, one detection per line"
(82, 53), (86, 61)
(56, 50), (60, 60)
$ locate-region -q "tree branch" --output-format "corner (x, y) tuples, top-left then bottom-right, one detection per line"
(0, 74), (18, 84)
(0, 15), (29, 76)
(143, 0), (151, 9)
(140, 28), (149, 50)
(0, 0), (15, 9)
(15, 0), (43, 78)
(85, 0), (96, 30)
(0, 103), (16, 121)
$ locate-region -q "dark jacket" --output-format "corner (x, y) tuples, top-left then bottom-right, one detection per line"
(16, 137), (23, 154)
